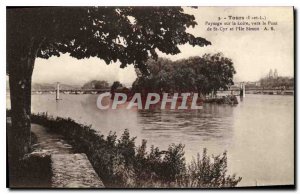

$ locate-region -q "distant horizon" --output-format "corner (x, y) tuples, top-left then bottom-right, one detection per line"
(7, 66), (295, 89)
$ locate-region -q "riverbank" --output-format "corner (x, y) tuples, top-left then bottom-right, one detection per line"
(28, 112), (241, 188)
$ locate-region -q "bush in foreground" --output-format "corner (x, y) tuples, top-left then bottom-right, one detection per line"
(28, 112), (241, 188)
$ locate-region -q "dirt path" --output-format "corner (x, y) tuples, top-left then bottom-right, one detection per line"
(31, 123), (104, 188)
(31, 123), (74, 154)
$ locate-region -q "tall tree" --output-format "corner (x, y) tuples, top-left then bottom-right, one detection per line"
(6, 7), (211, 159)
(196, 53), (235, 95)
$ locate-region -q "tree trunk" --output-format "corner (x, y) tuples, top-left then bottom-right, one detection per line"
(9, 72), (32, 159)
(7, 39), (37, 162)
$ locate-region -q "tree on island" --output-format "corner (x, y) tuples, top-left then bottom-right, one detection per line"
(132, 53), (235, 96)
(132, 58), (174, 93)
(110, 81), (123, 91)
(82, 80), (109, 89)
(7, 7), (211, 161)
(110, 81), (125, 100)
(195, 53), (235, 95)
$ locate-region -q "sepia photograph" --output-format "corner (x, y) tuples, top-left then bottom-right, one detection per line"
(6, 6), (294, 189)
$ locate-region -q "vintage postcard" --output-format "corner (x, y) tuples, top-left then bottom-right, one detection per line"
(6, 6), (294, 188)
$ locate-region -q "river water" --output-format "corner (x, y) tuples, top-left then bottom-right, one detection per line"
(7, 94), (294, 186)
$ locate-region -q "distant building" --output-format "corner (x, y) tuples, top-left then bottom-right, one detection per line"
(260, 69), (294, 89)
(268, 69), (273, 78)
(274, 69), (278, 79)
(268, 69), (279, 79)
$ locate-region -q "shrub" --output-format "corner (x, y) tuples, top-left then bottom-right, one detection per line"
(183, 149), (242, 188)
(11, 111), (242, 188)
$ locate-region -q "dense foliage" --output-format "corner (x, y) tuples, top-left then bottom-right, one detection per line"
(7, 7), (211, 75)
(132, 53), (236, 96)
(7, 7), (211, 160)
(111, 81), (123, 91)
(30, 112), (242, 188)
(82, 80), (109, 89)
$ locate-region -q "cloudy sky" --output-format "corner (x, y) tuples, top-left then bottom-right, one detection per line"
(32, 7), (294, 86)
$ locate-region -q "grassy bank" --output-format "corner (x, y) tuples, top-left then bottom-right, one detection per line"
(8, 110), (242, 188)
